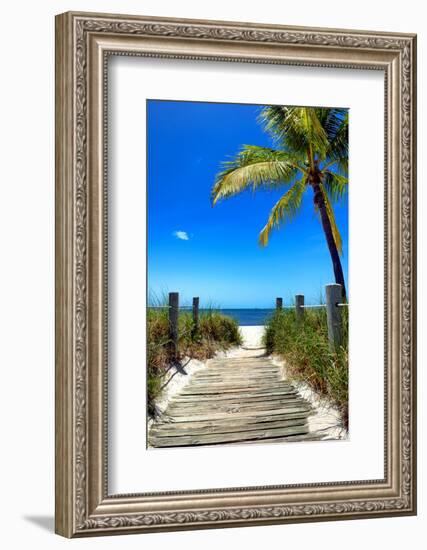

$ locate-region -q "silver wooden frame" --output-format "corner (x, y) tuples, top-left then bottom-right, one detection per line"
(55, 11), (417, 537)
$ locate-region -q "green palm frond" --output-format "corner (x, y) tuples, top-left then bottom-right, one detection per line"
(315, 108), (348, 145)
(322, 155), (348, 175)
(325, 110), (348, 165)
(319, 182), (343, 255)
(211, 102), (348, 292)
(212, 145), (305, 205)
(259, 107), (330, 161)
(322, 157), (348, 177)
(322, 170), (348, 202)
(258, 178), (307, 246)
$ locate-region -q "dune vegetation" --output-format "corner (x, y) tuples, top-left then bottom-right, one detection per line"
(147, 307), (242, 416)
(263, 306), (349, 427)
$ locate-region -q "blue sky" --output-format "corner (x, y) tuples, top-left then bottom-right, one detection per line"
(147, 100), (348, 308)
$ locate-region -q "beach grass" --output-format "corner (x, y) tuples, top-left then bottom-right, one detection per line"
(147, 306), (242, 415)
(263, 306), (348, 427)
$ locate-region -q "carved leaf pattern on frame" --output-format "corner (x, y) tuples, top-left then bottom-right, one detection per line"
(71, 17), (414, 531)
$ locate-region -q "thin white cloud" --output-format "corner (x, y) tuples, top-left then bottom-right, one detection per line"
(173, 230), (189, 241)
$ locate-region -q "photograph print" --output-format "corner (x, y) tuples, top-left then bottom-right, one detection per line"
(146, 100), (349, 449)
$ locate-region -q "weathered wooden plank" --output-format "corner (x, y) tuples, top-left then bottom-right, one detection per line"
(191, 376), (286, 387)
(180, 386), (295, 396)
(162, 405), (311, 423)
(191, 376), (282, 381)
(208, 357), (271, 362)
(202, 364), (277, 370)
(203, 376), (278, 380)
(195, 370), (278, 375)
(167, 398), (307, 414)
(193, 373), (278, 382)
(172, 392), (299, 405)
(193, 381), (279, 386)
(190, 381), (280, 387)
(201, 371), (280, 381)
(169, 407), (311, 420)
(182, 385), (288, 395)
(205, 367), (279, 373)
(226, 432), (326, 445)
(181, 379), (294, 392)
(154, 410), (309, 428)
(166, 408), (305, 419)
(194, 370), (281, 377)
(172, 391), (298, 401)
(204, 368), (279, 374)
(150, 417), (308, 437)
(148, 353), (321, 448)
(207, 361), (275, 366)
(174, 388), (297, 398)
(149, 424), (311, 447)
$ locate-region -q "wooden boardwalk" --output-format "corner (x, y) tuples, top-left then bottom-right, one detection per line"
(148, 354), (323, 448)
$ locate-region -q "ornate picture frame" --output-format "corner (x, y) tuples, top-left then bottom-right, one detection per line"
(55, 11), (417, 537)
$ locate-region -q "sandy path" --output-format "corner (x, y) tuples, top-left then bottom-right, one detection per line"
(225, 325), (265, 358)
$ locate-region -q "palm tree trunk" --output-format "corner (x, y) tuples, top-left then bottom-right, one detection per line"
(311, 177), (347, 300)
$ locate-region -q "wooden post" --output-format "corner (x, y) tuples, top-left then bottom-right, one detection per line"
(168, 292), (179, 359)
(276, 297), (283, 310)
(192, 296), (199, 338)
(326, 284), (342, 350)
(295, 294), (304, 321)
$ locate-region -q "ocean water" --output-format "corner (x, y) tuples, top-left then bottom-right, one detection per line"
(213, 308), (275, 326)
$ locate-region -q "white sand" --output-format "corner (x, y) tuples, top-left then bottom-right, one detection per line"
(225, 325), (265, 358)
(271, 355), (348, 440)
(148, 356), (206, 428)
(240, 325), (265, 349)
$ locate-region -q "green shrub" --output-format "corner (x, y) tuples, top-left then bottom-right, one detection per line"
(198, 311), (242, 345)
(147, 306), (242, 414)
(263, 307), (348, 426)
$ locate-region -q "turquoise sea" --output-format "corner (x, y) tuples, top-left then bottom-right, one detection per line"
(209, 308), (275, 326)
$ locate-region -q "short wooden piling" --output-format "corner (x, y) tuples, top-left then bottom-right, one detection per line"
(326, 284), (343, 350)
(276, 297), (283, 310)
(192, 296), (199, 338)
(295, 294), (304, 321)
(168, 292), (179, 359)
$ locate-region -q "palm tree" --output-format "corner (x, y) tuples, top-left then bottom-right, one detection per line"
(212, 106), (348, 299)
